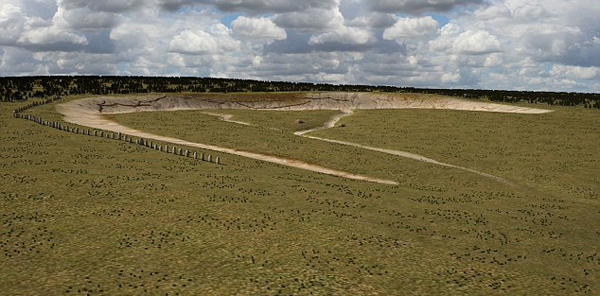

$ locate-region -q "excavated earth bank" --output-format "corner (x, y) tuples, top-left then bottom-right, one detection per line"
(57, 93), (552, 185)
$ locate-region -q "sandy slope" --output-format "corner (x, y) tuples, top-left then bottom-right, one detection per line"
(57, 97), (398, 185)
(294, 109), (354, 136)
(63, 92), (553, 115)
(57, 93), (552, 185)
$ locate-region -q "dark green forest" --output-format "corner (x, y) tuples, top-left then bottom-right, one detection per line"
(1, 76), (599, 108)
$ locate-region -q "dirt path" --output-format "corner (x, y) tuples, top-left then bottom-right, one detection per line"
(57, 93), (552, 186)
(294, 109), (354, 136)
(201, 112), (253, 126)
(57, 103), (399, 185)
(292, 110), (514, 185)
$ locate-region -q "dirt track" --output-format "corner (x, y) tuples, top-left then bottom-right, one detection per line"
(57, 93), (552, 185)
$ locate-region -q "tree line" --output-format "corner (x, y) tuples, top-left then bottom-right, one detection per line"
(1, 76), (599, 108)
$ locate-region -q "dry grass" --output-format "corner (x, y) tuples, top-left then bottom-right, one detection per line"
(1, 94), (598, 295)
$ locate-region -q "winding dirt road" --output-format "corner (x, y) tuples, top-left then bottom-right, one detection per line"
(292, 110), (513, 185)
(57, 93), (552, 186)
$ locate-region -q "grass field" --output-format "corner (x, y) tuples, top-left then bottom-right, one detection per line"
(1, 94), (599, 295)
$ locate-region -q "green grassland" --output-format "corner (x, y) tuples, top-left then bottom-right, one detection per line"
(311, 105), (600, 200)
(1, 94), (599, 295)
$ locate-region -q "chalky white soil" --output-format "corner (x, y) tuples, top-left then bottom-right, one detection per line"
(58, 93), (552, 185)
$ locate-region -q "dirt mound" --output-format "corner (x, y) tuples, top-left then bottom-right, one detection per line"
(60, 92), (553, 115)
(56, 93), (551, 186)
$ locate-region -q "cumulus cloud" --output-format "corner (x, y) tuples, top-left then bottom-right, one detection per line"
(383, 16), (439, 39)
(348, 13), (398, 29)
(159, 0), (338, 14)
(169, 24), (239, 55)
(550, 65), (600, 80)
(19, 25), (88, 47)
(441, 72), (461, 83)
(232, 16), (286, 40)
(273, 7), (345, 30)
(0, 4), (28, 45)
(0, 2), (88, 51)
(369, 0), (485, 15)
(57, 0), (145, 13)
(453, 30), (501, 55)
(169, 30), (218, 55)
(309, 26), (372, 46)
(0, 0), (599, 92)
(53, 7), (121, 30)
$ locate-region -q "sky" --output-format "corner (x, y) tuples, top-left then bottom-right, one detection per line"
(0, 0), (599, 92)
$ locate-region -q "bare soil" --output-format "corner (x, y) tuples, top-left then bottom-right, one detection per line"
(57, 93), (551, 185)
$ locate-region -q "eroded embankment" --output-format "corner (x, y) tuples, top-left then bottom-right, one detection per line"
(57, 93), (552, 185)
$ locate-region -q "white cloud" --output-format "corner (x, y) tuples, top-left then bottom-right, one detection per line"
(232, 16), (286, 40)
(19, 25), (88, 46)
(57, 0), (145, 13)
(208, 23), (241, 51)
(53, 7), (120, 30)
(441, 72), (461, 83)
(160, 0), (340, 14)
(169, 30), (218, 55)
(0, 4), (28, 44)
(273, 7), (344, 30)
(383, 16), (439, 39)
(0, 0), (599, 92)
(550, 64), (600, 80)
(1, 2), (88, 49)
(309, 26), (372, 45)
(369, 0), (485, 15)
(348, 12), (398, 29)
(452, 30), (501, 55)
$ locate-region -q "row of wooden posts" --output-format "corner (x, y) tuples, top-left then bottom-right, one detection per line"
(12, 98), (221, 165)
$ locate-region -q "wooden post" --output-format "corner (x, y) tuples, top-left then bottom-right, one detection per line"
(178, 148), (182, 155)
(208, 155), (212, 162)
(193, 151), (197, 159)
(172, 146), (176, 154)
(165, 145), (169, 152)
(185, 150), (189, 157)
(201, 153), (205, 161)
(216, 157), (220, 164)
